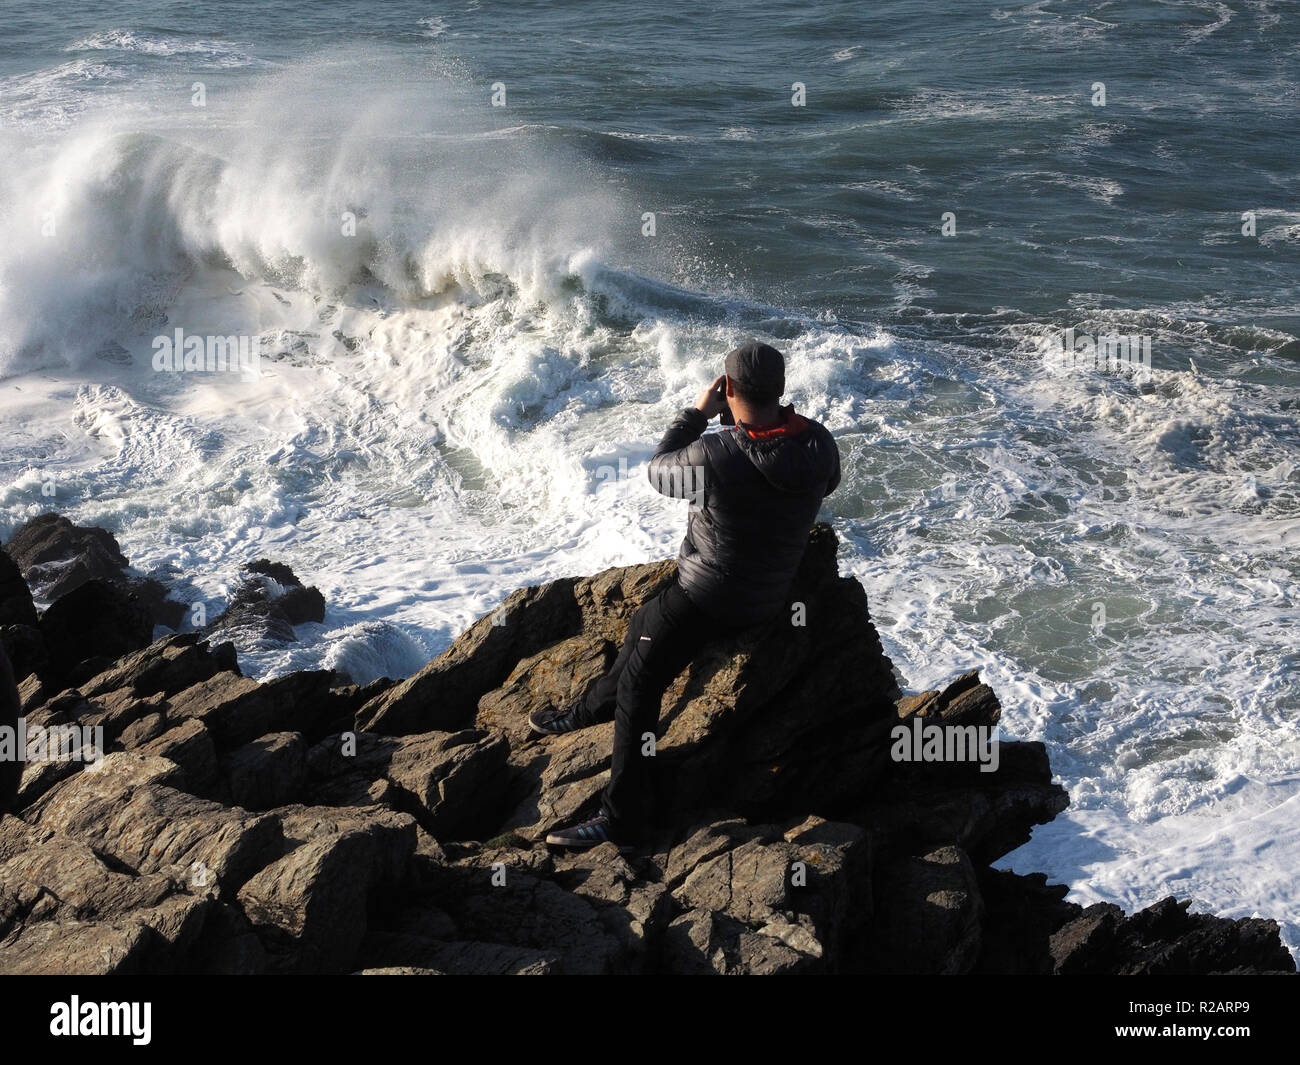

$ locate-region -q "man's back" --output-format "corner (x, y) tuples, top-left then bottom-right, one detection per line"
(648, 404), (841, 622)
(538, 343), (842, 851)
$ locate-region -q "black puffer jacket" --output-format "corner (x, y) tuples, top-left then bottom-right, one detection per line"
(648, 405), (841, 622)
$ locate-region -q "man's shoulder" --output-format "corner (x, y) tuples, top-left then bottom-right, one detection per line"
(792, 410), (832, 434)
(702, 425), (746, 451)
(798, 415), (839, 451)
(690, 426), (748, 471)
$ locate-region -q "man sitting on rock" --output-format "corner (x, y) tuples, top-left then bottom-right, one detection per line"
(533, 342), (842, 852)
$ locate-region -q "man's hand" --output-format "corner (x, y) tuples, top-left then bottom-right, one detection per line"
(694, 374), (728, 419)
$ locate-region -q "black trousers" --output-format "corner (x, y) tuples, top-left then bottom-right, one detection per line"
(579, 577), (746, 841)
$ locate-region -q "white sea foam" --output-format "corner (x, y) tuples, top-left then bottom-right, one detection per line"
(67, 29), (256, 66)
(0, 59), (131, 130)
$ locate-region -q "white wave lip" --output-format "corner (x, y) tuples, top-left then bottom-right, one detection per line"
(0, 51), (632, 378)
(67, 29), (256, 66)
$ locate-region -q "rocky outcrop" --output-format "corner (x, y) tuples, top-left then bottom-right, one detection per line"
(6, 514), (133, 603)
(1, 515), (188, 690)
(39, 579), (153, 688)
(0, 517), (1293, 975)
(236, 804), (416, 974)
(0, 516), (326, 693)
(206, 559), (326, 646)
(5, 513), (185, 629)
(1048, 896), (1298, 975)
(0, 550), (36, 629)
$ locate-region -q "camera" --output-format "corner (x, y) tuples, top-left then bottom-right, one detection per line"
(715, 383), (734, 425)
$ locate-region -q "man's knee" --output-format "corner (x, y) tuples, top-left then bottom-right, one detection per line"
(629, 592), (665, 630)
(615, 663), (663, 718)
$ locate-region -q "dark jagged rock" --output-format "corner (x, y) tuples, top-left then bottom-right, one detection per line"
(355, 578), (583, 736)
(187, 901), (267, 975)
(5, 513), (185, 629)
(657, 816), (872, 975)
(25, 753), (283, 899)
(229, 804), (415, 974)
(857, 845), (983, 974)
(0, 516), (1292, 976)
(238, 829), (402, 972)
(1050, 896), (1298, 975)
(0, 624), (47, 686)
(166, 672), (278, 748)
(974, 868), (1077, 974)
(206, 560), (327, 647)
(305, 729), (510, 839)
(245, 560), (325, 625)
(6, 514), (129, 602)
(77, 633), (238, 701)
(75, 687), (167, 748)
(118, 711), (167, 749)
(129, 577), (189, 632)
(259, 670), (359, 742)
(243, 561), (298, 585)
(0, 550), (37, 628)
(0, 815), (210, 975)
(160, 667), (361, 752)
(226, 733), (307, 811)
(854, 671), (1069, 868)
(274, 804), (417, 894)
(39, 579), (152, 689)
(136, 720), (220, 794)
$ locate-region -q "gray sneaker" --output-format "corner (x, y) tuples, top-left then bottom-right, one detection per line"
(529, 703), (590, 736)
(544, 813), (636, 854)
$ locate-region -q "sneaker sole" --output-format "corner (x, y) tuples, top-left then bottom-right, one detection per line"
(544, 831), (600, 847)
(544, 832), (637, 856)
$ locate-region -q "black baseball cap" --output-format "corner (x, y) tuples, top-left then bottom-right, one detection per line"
(724, 342), (785, 400)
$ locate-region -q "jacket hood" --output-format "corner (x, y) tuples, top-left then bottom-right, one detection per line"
(731, 406), (837, 493)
